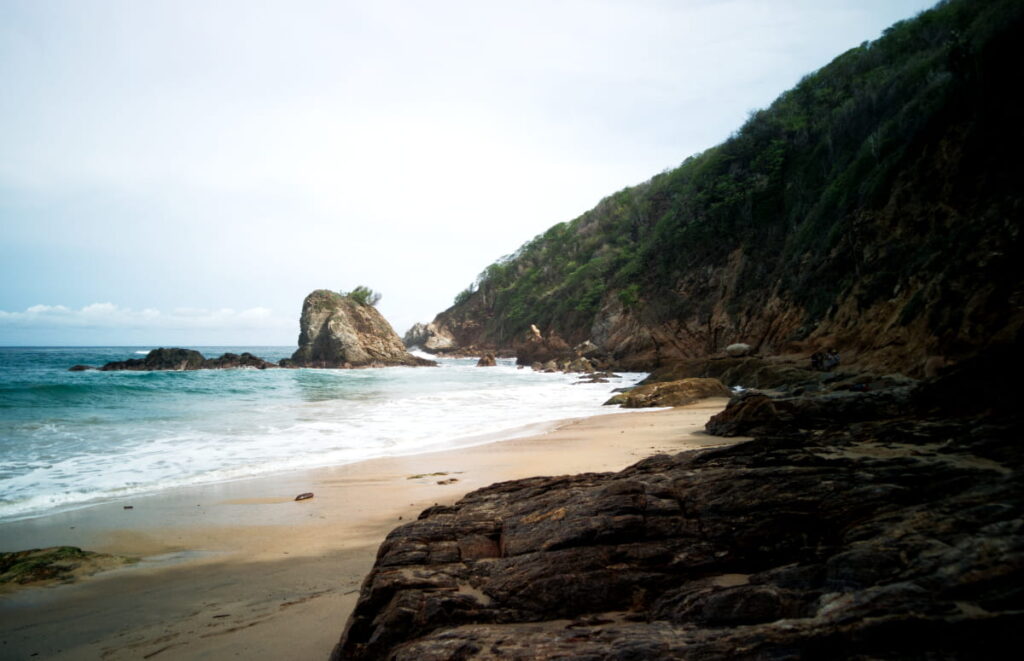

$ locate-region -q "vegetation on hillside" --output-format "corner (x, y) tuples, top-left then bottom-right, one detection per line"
(444, 0), (1023, 348)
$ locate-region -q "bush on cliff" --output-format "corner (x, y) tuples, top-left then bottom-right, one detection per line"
(343, 286), (382, 307)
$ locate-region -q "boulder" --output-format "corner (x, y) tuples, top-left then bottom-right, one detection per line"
(286, 290), (435, 368)
(402, 322), (456, 351)
(476, 353), (497, 367)
(402, 322), (429, 348)
(515, 327), (573, 366)
(725, 342), (752, 357)
(566, 357), (595, 373)
(605, 377), (732, 408)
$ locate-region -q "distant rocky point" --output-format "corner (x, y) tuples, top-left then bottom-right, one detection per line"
(282, 289), (435, 369)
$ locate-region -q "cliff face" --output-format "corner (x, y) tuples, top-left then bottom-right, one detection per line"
(286, 290), (435, 368)
(426, 0), (1024, 375)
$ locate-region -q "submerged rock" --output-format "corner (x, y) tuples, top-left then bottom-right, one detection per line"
(285, 290), (435, 369)
(476, 353), (497, 367)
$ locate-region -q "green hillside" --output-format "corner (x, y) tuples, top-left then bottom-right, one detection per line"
(433, 0), (1023, 371)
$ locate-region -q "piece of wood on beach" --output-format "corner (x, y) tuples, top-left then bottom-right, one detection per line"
(294, 492), (315, 501)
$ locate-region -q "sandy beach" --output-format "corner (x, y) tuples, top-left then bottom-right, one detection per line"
(0, 399), (735, 660)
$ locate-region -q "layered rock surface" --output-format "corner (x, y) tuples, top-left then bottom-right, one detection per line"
(333, 348), (1022, 659)
(285, 290), (435, 368)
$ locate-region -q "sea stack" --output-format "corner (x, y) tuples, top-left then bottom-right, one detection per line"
(284, 289), (435, 368)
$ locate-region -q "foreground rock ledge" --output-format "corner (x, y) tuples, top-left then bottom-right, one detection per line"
(333, 351), (1023, 659)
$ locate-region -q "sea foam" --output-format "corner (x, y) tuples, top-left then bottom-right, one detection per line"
(0, 348), (645, 522)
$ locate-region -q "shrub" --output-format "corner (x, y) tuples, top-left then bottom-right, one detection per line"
(343, 286), (382, 307)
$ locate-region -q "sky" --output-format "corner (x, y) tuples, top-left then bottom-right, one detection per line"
(0, 0), (937, 346)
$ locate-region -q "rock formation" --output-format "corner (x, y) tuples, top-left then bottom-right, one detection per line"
(333, 345), (1023, 659)
(475, 353), (497, 367)
(604, 377), (732, 408)
(284, 290), (435, 368)
(403, 321), (457, 353)
(95, 348), (278, 371)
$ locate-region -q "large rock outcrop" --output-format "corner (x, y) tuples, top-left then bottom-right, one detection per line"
(284, 290), (435, 368)
(332, 346), (1023, 659)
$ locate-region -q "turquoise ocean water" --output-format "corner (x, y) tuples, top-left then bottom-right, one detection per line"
(0, 347), (645, 523)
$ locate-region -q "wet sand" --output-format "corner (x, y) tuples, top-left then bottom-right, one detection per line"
(0, 399), (735, 660)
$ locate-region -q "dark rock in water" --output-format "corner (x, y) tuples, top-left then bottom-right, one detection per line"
(476, 353), (497, 367)
(332, 345), (1024, 660)
(100, 348), (207, 371)
(67, 364), (93, 371)
(97, 348), (277, 371)
(286, 290), (435, 368)
(203, 352), (276, 370)
(604, 377), (732, 408)
(515, 325), (573, 366)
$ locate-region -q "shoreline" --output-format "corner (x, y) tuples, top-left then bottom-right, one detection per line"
(0, 399), (737, 660)
(0, 403), (650, 530)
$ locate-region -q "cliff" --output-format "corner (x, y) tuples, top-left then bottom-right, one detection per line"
(424, 0), (1024, 375)
(284, 290), (435, 368)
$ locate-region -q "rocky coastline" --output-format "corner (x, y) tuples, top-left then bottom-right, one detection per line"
(333, 340), (1023, 659)
(71, 289), (436, 372)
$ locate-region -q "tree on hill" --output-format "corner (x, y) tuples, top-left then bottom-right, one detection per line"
(342, 286), (382, 307)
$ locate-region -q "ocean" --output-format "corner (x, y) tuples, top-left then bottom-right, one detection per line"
(0, 346), (647, 523)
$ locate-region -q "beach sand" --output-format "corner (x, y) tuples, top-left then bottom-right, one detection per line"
(0, 399), (736, 660)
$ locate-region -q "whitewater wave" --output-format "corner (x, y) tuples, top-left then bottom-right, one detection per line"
(0, 352), (646, 522)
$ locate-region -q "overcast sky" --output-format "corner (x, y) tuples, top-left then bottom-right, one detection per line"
(0, 0), (936, 346)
